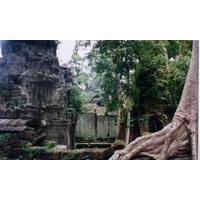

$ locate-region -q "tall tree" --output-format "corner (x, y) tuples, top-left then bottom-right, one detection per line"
(166, 40), (192, 110)
(74, 40), (191, 146)
(88, 40), (140, 145)
(68, 49), (103, 106)
(110, 40), (198, 160)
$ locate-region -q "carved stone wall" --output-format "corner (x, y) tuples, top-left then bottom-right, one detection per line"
(0, 41), (75, 149)
(75, 112), (118, 143)
(137, 100), (173, 135)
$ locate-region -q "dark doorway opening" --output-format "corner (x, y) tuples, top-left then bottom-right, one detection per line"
(149, 115), (163, 133)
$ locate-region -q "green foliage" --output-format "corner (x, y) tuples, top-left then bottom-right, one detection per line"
(28, 147), (44, 160)
(164, 40), (192, 59)
(0, 132), (15, 141)
(72, 40), (191, 134)
(135, 42), (170, 102)
(43, 140), (56, 150)
(0, 152), (7, 159)
(61, 152), (76, 160)
(61, 150), (90, 160)
(168, 55), (191, 108)
(70, 84), (86, 114)
(88, 40), (141, 112)
(17, 155), (24, 160)
(68, 54), (87, 109)
(68, 49), (103, 105)
(21, 141), (33, 148)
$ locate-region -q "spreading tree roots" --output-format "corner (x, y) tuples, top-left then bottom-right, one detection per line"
(110, 40), (199, 160)
(110, 116), (194, 160)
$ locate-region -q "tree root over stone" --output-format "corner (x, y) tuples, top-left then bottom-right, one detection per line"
(110, 40), (199, 160)
(109, 117), (192, 160)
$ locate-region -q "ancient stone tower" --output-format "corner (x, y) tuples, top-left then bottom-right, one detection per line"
(0, 40), (75, 149)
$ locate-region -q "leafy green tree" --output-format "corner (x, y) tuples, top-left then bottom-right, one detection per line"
(67, 53), (88, 114)
(134, 40), (192, 119)
(72, 40), (191, 146)
(87, 40), (141, 145)
(110, 40), (198, 160)
(68, 50), (103, 104)
(165, 40), (192, 109)
(134, 41), (170, 104)
(69, 84), (86, 114)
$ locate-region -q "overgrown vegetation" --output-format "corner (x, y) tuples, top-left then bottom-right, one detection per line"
(69, 84), (87, 114)
(0, 132), (16, 141)
(71, 40), (192, 144)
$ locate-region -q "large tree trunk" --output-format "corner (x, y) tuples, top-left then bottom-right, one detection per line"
(125, 108), (131, 146)
(110, 40), (199, 160)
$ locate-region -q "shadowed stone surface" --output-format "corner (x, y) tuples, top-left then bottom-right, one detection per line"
(0, 41), (76, 150)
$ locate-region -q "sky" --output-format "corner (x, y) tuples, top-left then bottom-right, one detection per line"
(57, 40), (76, 64)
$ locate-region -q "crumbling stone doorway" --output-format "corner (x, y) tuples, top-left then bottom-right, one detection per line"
(148, 115), (163, 133)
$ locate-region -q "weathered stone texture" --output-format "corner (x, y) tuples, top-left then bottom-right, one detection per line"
(75, 112), (118, 143)
(0, 40), (75, 150)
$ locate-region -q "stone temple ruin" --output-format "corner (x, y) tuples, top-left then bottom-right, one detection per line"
(0, 40), (76, 151)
